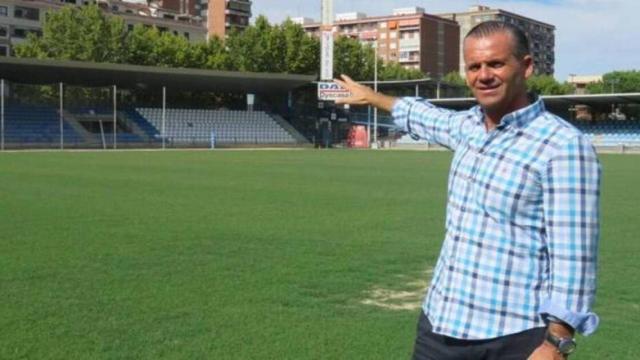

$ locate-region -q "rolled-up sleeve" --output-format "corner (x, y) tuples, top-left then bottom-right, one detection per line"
(391, 97), (470, 151)
(539, 134), (601, 335)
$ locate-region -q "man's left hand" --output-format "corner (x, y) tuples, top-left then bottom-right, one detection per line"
(527, 341), (566, 360)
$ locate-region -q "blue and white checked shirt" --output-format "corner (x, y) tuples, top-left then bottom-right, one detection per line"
(393, 97), (600, 340)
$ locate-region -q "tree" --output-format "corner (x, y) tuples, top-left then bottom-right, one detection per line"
(333, 36), (375, 80)
(14, 5), (127, 63)
(378, 62), (425, 81)
(526, 75), (573, 95)
(442, 71), (466, 87)
(586, 70), (640, 94)
(441, 71), (471, 97)
(225, 16), (288, 73)
(196, 36), (232, 71)
(280, 19), (319, 75)
(123, 24), (161, 66)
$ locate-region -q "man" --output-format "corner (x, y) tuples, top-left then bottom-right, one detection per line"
(336, 21), (600, 359)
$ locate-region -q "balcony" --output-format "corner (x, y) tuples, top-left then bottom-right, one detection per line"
(399, 38), (420, 49)
(225, 8), (251, 17)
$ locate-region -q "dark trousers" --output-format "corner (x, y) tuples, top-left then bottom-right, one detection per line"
(412, 312), (546, 360)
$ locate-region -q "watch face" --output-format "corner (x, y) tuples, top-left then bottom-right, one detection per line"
(558, 339), (577, 354)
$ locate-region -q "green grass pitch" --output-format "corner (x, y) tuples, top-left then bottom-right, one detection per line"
(1, 150), (638, 359)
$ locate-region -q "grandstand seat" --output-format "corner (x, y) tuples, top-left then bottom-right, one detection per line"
(134, 108), (299, 145)
(4, 105), (83, 144)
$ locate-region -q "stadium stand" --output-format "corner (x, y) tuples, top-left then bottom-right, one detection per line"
(135, 108), (302, 145)
(4, 105), (82, 144)
(124, 109), (161, 140)
(576, 120), (640, 146)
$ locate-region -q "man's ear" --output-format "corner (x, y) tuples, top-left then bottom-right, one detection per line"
(523, 55), (534, 79)
(464, 71), (471, 88)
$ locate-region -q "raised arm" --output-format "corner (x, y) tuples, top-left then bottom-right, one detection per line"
(334, 74), (397, 111)
(335, 74), (471, 151)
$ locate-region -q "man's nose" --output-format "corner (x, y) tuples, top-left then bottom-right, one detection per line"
(478, 65), (493, 82)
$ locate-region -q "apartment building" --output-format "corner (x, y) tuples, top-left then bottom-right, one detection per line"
(439, 5), (555, 76)
(295, 7), (460, 79)
(0, 0), (47, 56)
(159, 0), (251, 39)
(203, 0), (251, 39)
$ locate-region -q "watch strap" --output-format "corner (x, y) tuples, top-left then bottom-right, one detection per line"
(545, 330), (577, 356)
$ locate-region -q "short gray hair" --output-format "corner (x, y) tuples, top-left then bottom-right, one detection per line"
(464, 21), (530, 59)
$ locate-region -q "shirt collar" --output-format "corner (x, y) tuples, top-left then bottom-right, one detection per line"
(469, 96), (546, 130)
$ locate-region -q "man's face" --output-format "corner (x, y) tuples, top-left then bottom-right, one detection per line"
(463, 32), (533, 116)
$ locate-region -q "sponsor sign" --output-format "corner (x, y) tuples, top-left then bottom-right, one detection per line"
(317, 82), (351, 101)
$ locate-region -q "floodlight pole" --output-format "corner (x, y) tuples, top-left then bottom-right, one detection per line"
(113, 85), (117, 150)
(1, 78), (4, 151)
(59, 82), (64, 150)
(162, 86), (166, 150)
(367, 105), (371, 145)
(373, 40), (378, 148)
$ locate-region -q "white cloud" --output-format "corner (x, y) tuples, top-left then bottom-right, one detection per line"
(253, 0), (640, 80)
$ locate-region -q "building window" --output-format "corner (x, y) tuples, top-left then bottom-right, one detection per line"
(0, 25), (7, 38)
(379, 22), (387, 29)
(0, 46), (8, 56)
(14, 6), (40, 21)
(390, 31), (397, 39)
(390, 43), (397, 49)
(184, 32), (189, 40)
(0, 6), (7, 16)
(13, 28), (28, 38)
(380, 33), (387, 39)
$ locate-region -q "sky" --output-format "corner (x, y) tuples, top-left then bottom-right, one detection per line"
(251, 0), (639, 81)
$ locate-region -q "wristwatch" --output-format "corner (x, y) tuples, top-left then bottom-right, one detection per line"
(545, 330), (577, 356)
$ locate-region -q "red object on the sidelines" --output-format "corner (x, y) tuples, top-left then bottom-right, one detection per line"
(347, 125), (368, 148)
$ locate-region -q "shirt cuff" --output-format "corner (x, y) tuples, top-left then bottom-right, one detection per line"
(539, 299), (600, 336)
